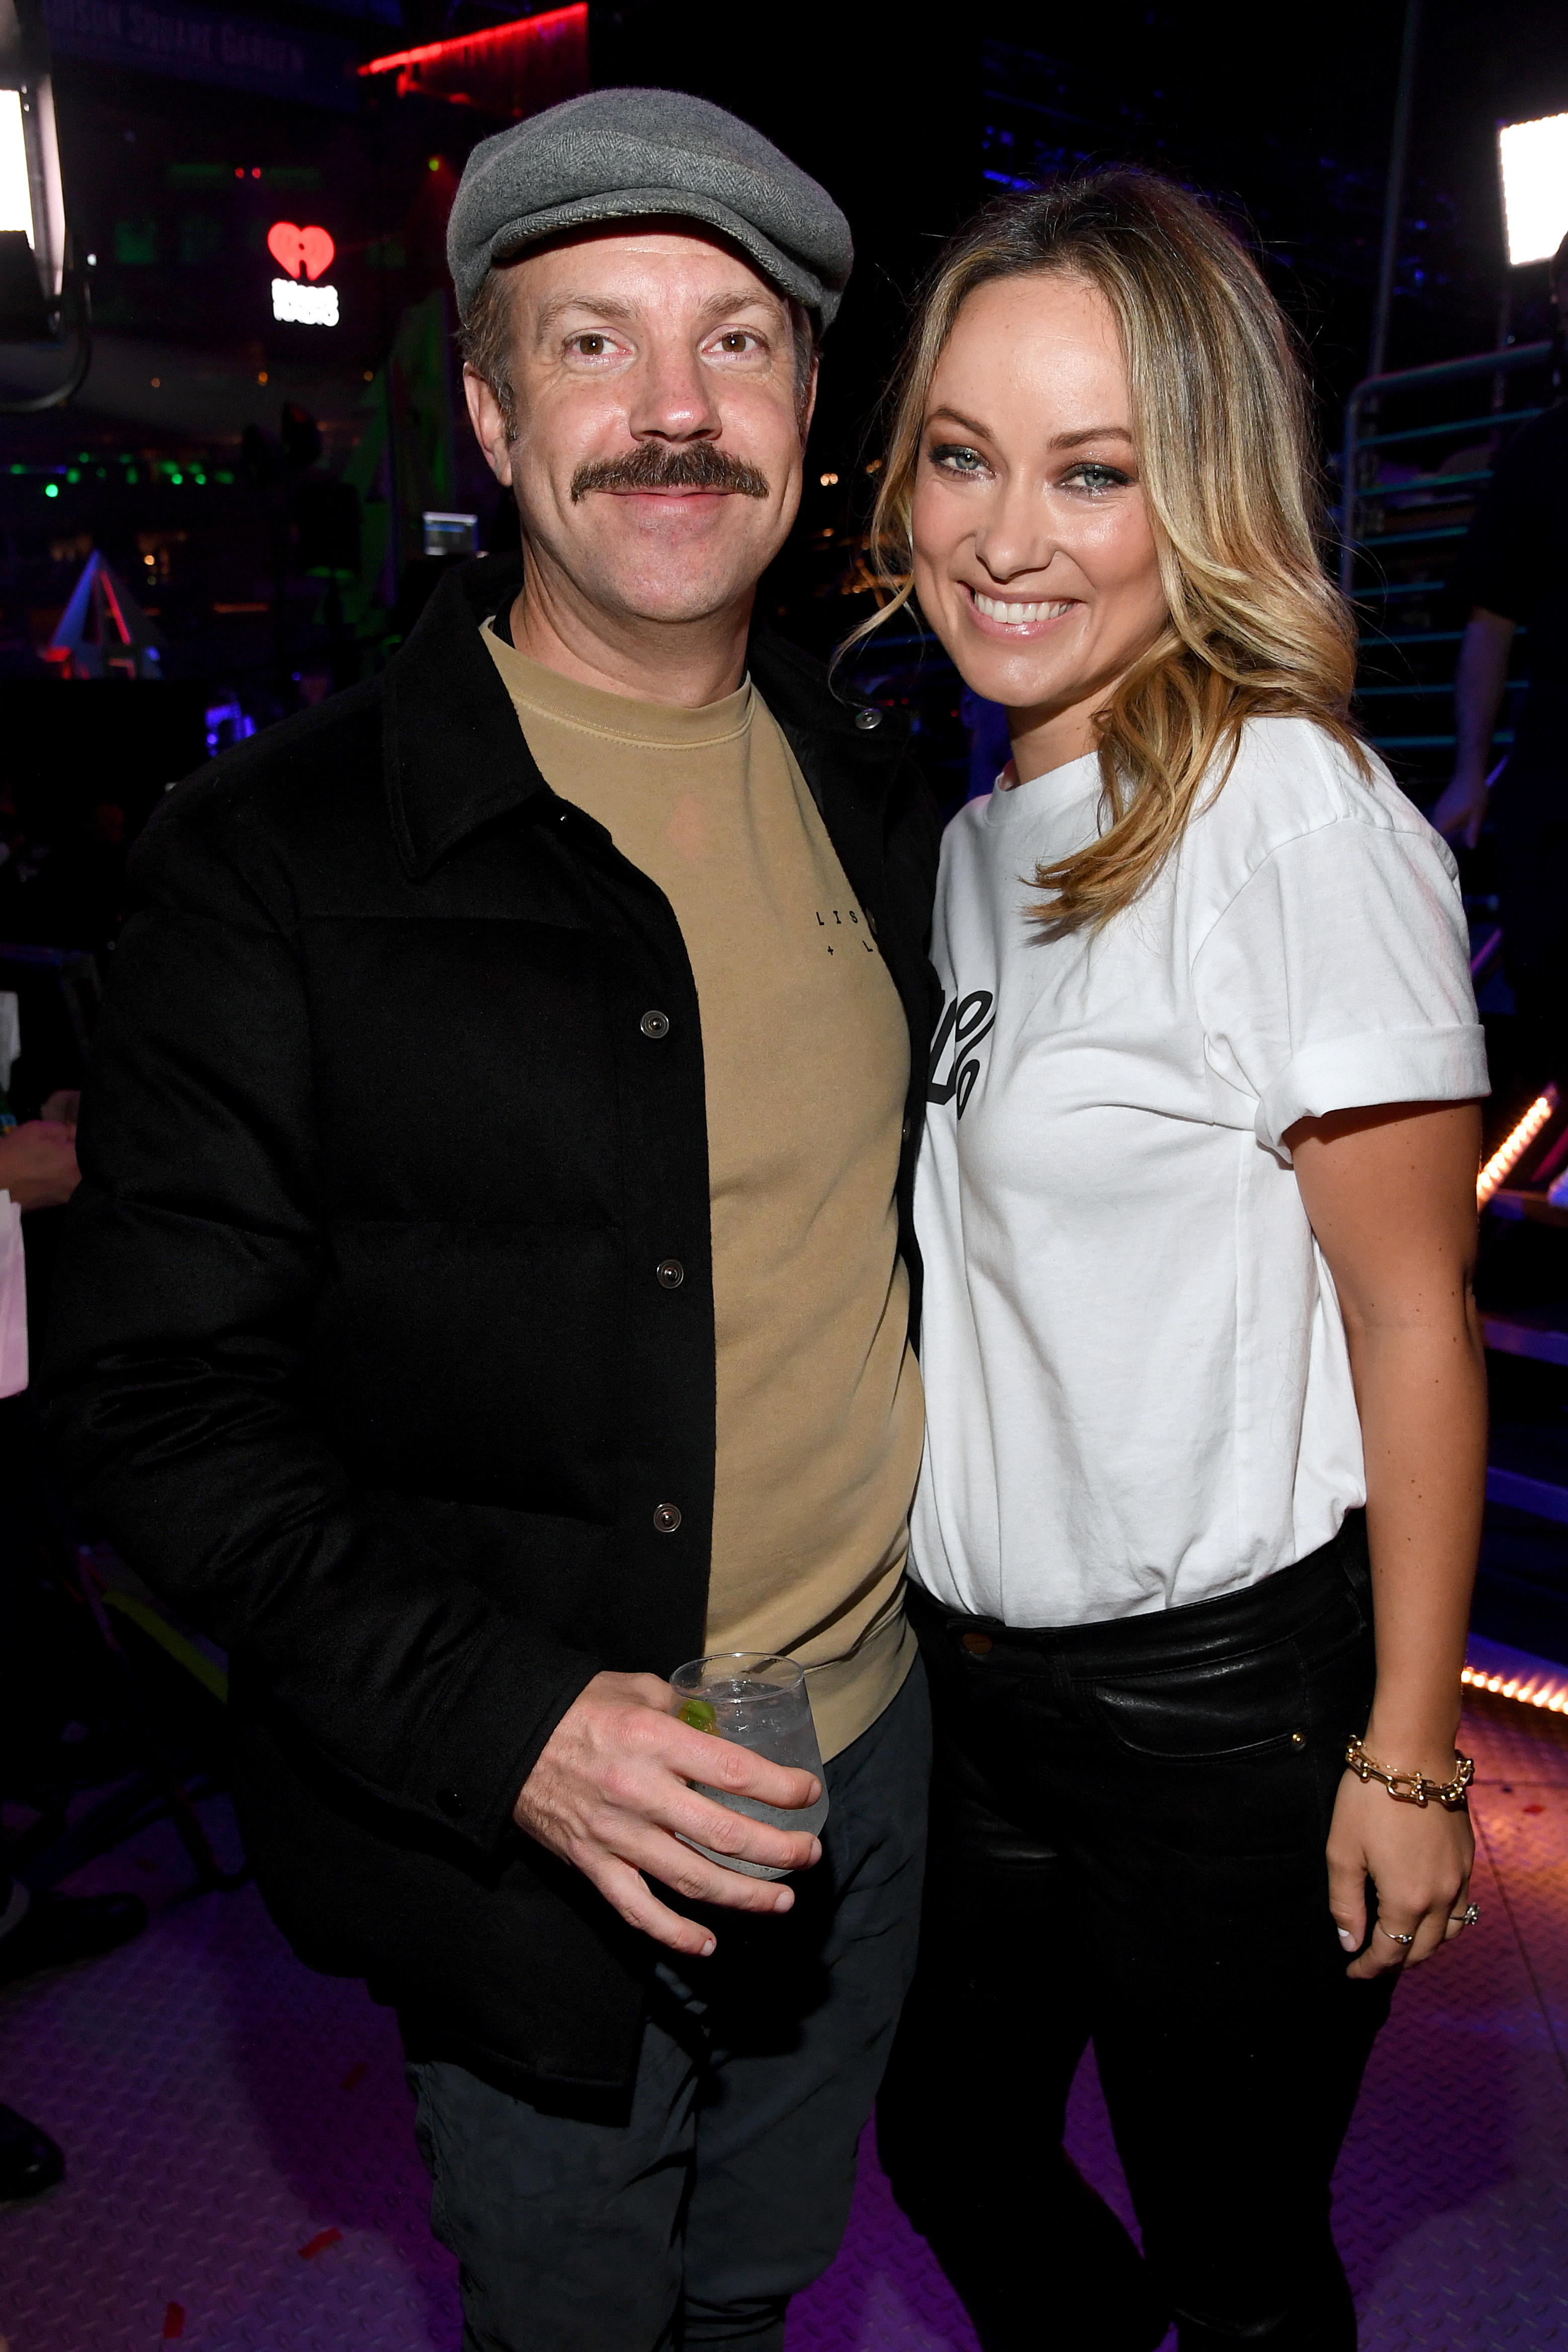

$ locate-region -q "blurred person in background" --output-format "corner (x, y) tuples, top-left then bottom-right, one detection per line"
(1431, 228), (1568, 1090)
(0, 1082), (145, 2206)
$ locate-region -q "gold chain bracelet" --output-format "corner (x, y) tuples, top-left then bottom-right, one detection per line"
(1344, 1734), (1473, 1810)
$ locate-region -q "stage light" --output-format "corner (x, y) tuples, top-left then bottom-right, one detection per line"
(1498, 112), (1568, 268)
(1476, 1085), (1557, 1207)
(0, 89), (30, 239)
(1461, 1662), (1568, 1713)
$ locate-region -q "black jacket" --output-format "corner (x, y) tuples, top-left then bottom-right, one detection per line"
(41, 555), (941, 2097)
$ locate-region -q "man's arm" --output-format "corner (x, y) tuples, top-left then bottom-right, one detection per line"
(1429, 608), (1516, 850)
(41, 801), (601, 1853)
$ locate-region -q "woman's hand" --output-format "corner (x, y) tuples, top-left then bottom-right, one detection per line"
(1326, 1768), (1474, 1978)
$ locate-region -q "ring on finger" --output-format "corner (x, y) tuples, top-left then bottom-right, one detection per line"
(1449, 1901), (1480, 1928)
(1376, 1921), (1415, 1947)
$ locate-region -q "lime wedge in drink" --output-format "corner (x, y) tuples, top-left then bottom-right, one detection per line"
(678, 1698), (718, 1734)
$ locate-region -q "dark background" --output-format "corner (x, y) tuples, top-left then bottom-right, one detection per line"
(0, 0), (1564, 802)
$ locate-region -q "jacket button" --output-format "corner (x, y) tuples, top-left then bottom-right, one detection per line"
(640, 1010), (670, 1039)
(960, 1632), (993, 1656)
(855, 706), (882, 731)
(437, 1787), (466, 1818)
(901, 1118), (911, 1142)
(656, 1259), (685, 1288)
(653, 1502), (683, 1533)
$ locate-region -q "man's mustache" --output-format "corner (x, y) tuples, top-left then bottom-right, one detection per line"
(570, 444), (771, 503)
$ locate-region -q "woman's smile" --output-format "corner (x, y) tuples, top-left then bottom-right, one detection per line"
(965, 586), (1079, 635)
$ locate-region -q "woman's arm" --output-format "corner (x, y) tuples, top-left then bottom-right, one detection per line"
(1287, 1097), (1485, 1977)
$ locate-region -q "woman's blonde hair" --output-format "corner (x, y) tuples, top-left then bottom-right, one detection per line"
(847, 169), (1366, 928)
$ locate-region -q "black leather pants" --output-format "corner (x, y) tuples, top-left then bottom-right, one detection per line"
(878, 1513), (1394, 2352)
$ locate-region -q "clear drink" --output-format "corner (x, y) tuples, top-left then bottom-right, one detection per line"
(668, 1652), (829, 1881)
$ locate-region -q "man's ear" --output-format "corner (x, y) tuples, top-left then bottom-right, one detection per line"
(464, 364), (515, 487)
(799, 349), (819, 443)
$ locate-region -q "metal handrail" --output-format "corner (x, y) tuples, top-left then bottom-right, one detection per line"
(1339, 340), (1554, 595)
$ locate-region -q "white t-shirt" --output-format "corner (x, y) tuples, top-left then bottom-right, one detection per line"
(909, 714), (1488, 1628)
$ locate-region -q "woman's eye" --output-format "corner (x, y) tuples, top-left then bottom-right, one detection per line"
(1064, 462), (1131, 493)
(930, 443), (989, 476)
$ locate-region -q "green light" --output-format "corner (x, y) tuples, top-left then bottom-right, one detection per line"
(44, 483), (58, 497)
(65, 468), (80, 483)
(193, 472), (206, 484)
(168, 470), (183, 484)
(427, 155), (440, 171)
(9, 463), (22, 475)
(125, 468), (138, 484)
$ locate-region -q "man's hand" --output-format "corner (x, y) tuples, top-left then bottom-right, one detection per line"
(1428, 769), (1489, 851)
(39, 1089), (81, 1134)
(0, 1120), (81, 1212)
(513, 1670), (824, 1958)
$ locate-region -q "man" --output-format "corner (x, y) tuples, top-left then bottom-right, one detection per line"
(42, 88), (937, 2350)
(1431, 229), (1568, 1089)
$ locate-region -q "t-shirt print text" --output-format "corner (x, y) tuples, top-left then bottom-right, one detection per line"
(816, 905), (878, 956)
(928, 988), (996, 1117)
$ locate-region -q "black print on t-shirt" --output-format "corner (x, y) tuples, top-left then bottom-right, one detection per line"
(816, 907), (877, 956)
(928, 989), (995, 1116)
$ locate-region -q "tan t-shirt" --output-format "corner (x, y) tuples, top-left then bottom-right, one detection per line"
(482, 626), (923, 1759)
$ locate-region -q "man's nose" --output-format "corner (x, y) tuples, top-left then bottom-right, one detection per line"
(626, 338), (722, 444)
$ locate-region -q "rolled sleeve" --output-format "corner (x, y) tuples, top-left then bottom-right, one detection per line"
(1255, 1024), (1489, 1158)
(1194, 808), (1488, 1161)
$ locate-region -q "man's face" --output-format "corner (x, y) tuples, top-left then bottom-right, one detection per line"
(465, 226), (815, 629)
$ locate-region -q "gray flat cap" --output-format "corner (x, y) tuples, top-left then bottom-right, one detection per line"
(447, 86), (853, 333)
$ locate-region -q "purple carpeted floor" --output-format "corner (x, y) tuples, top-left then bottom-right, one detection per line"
(2, 1685), (1565, 2351)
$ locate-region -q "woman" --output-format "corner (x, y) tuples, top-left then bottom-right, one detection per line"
(865, 174), (1488, 2351)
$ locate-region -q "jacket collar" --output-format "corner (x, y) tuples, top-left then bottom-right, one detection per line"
(382, 554), (548, 881)
(382, 553), (913, 881)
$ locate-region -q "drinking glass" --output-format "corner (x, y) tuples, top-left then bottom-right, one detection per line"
(668, 1652), (829, 1880)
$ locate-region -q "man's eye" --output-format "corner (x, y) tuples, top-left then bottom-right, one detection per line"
(569, 334), (612, 357)
(930, 443), (988, 475)
(713, 331), (758, 353)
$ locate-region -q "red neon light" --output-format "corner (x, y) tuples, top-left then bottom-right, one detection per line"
(359, 4), (583, 76)
(358, 3), (586, 117)
(98, 568), (131, 646)
(267, 222), (335, 282)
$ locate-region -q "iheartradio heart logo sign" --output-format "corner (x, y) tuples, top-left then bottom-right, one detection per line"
(267, 222), (335, 283)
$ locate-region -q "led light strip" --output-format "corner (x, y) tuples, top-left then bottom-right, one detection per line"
(1477, 1084), (1558, 1207)
(1461, 1661), (1568, 1713)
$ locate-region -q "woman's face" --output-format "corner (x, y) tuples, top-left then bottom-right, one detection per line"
(910, 271), (1170, 769)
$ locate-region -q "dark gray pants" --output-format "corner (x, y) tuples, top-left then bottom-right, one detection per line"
(408, 1661), (930, 2352)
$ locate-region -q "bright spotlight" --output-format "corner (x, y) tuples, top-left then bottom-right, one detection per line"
(0, 90), (31, 241)
(1499, 111), (1568, 268)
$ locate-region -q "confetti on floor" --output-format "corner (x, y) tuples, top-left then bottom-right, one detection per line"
(0, 1688), (1563, 2351)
